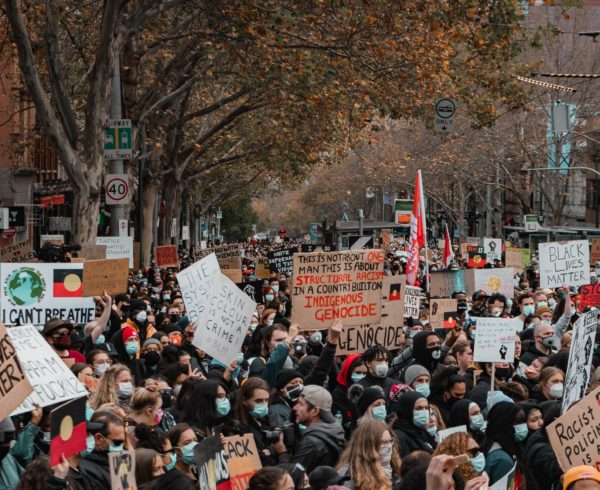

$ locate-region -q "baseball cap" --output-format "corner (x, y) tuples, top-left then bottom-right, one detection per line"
(301, 385), (335, 423)
(563, 465), (600, 489)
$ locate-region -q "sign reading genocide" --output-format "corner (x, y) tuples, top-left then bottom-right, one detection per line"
(7, 325), (88, 415)
(194, 435), (230, 490)
(192, 273), (256, 365)
(223, 434), (262, 490)
(538, 240), (590, 288)
(267, 247), (297, 276)
(473, 318), (517, 363)
(0, 322), (32, 420)
(195, 244), (241, 270)
(547, 387), (600, 471)
(1, 240), (37, 263)
(154, 245), (179, 268)
(291, 250), (384, 329)
(178, 254), (220, 326)
(404, 285), (421, 319)
(82, 258), (129, 297)
(562, 311), (598, 413)
(0, 263), (95, 326)
(96, 236), (134, 268)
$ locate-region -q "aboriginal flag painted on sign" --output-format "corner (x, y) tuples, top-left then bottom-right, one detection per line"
(53, 268), (83, 297)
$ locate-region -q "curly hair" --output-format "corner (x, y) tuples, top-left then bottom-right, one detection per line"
(432, 432), (476, 482)
(16, 457), (53, 490)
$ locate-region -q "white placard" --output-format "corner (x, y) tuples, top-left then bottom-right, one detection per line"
(182, 226), (190, 240)
(192, 272), (256, 365)
(7, 325), (88, 415)
(538, 240), (590, 288)
(403, 285), (421, 319)
(178, 254), (220, 325)
(0, 263), (95, 326)
(473, 317), (517, 363)
(96, 236), (133, 268)
(471, 267), (515, 299)
(483, 238), (502, 263)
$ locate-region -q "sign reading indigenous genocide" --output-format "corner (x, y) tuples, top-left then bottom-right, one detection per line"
(473, 318), (516, 363)
(96, 236), (134, 268)
(154, 245), (179, 268)
(194, 435), (230, 490)
(178, 254), (221, 326)
(538, 240), (590, 288)
(223, 434), (262, 490)
(0, 322), (32, 420)
(429, 271), (466, 297)
(562, 311), (598, 413)
(0, 240), (37, 263)
(7, 325), (88, 415)
(195, 244), (241, 269)
(404, 285), (421, 319)
(193, 273), (256, 365)
(579, 284), (600, 310)
(267, 247), (297, 276)
(291, 250), (384, 329)
(82, 258), (129, 297)
(109, 450), (137, 490)
(547, 387), (600, 470)
(0, 263), (95, 326)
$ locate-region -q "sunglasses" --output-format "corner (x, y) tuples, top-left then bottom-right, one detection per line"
(466, 446), (481, 458)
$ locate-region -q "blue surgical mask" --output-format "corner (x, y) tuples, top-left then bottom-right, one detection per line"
(372, 405), (387, 421)
(271, 285), (279, 293)
(413, 409), (429, 428)
(351, 373), (366, 383)
(470, 413), (485, 431)
(265, 294), (275, 302)
(414, 383), (430, 398)
(298, 423), (307, 431)
(165, 452), (177, 471)
(85, 403), (94, 421)
(125, 342), (139, 356)
(522, 305), (535, 316)
(180, 441), (198, 465)
(95, 334), (105, 345)
(81, 435), (96, 457)
(426, 425), (437, 437)
(514, 423), (529, 442)
(470, 452), (486, 474)
(250, 402), (269, 419)
(536, 301), (548, 309)
(109, 442), (124, 453)
(216, 398), (231, 417)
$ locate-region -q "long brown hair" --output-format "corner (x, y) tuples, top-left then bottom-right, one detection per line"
(433, 432), (476, 481)
(336, 419), (401, 490)
(234, 377), (270, 426)
(93, 364), (130, 408)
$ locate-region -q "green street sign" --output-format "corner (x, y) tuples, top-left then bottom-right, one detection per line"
(104, 119), (133, 160)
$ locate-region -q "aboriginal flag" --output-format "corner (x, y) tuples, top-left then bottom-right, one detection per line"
(50, 396), (87, 467)
(467, 252), (487, 268)
(443, 312), (458, 329)
(53, 268), (83, 297)
(388, 283), (402, 301)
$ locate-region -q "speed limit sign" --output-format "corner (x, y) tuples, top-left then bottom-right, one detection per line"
(104, 174), (130, 205)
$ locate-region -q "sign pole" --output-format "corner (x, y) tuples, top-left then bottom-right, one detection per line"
(109, 55), (125, 237)
(490, 364), (495, 399)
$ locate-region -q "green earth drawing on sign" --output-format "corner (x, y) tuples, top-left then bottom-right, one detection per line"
(5, 268), (45, 306)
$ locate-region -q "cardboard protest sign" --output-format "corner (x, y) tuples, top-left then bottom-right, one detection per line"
(194, 435), (230, 490)
(222, 269), (242, 284)
(403, 285), (421, 319)
(591, 238), (600, 264)
(380, 275), (405, 325)
(473, 317), (517, 363)
(538, 240), (590, 288)
(483, 238), (502, 263)
(50, 396), (87, 467)
(465, 268), (515, 299)
(254, 256), (271, 279)
(467, 250), (487, 268)
(78, 245), (107, 261)
(109, 450), (137, 490)
(78, 372), (100, 393)
(0, 322), (32, 420)
(1, 240), (36, 263)
(337, 324), (405, 355)
(196, 244), (241, 269)
(505, 250), (525, 272)
(7, 325), (88, 415)
(82, 258), (129, 297)
(154, 245), (179, 268)
(238, 280), (263, 304)
(267, 247), (297, 276)
(548, 387), (600, 470)
(301, 244), (336, 253)
(178, 254), (221, 326)
(429, 299), (458, 328)
(291, 250), (384, 329)
(430, 271), (466, 297)
(0, 263), (96, 326)
(193, 273), (256, 365)
(579, 284), (600, 310)
(96, 236), (134, 268)
(562, 311), (598, 413)
(223, 434), (262, 490)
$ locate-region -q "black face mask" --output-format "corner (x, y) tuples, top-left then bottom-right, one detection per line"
(495, 367), (512, 380)
(286, 384), (303, 402)
(159, 389), (174, 409)
(427, 347), (441, 361)
(457, 302), (468, 313)
(143, 351), (161, 367)
(170, 314), (181, 323)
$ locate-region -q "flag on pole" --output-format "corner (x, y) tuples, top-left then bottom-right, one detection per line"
(443, 224), (454, 268)
(406, 171), (426, 285)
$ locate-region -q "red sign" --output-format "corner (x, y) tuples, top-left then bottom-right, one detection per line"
(580, 284), (600, 310)
(467, 251), (487, 268)
(1, 227), (15, 239)
(154, 245), (179, 268)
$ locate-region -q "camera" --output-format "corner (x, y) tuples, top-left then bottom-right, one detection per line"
(38, 243), (81, 262)
(261, 422), (296, 448)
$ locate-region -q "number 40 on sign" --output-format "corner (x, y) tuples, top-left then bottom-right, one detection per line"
(104, 174), (130, 205)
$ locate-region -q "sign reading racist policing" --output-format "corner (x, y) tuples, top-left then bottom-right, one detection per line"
(291, 250), (384, 329)
(0, 263), (95, 326)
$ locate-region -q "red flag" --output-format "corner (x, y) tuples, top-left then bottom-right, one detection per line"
(443, 224), (454, 268)
(406, 171), (426, 285)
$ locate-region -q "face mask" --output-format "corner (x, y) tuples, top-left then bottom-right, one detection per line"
(86, 403), (94, 421)
(95, 362), (110, 376)
(109, 442), (124, 453)
(528, 322), (539, 330)
(372, 405), (387, 421)
(351, 372), (366, 383)
(470, 330), (476, 339)
(250, 322), (258, 332)
(265, 294), (275, 302)
(170, 314), (181, 323)
(457, 302), (468, 313)
(548, 298), (557, 309)
(409, 330), (420, 338)
(42, 431), (51, 443)
(536, 301), (548, 309)
(143, 351), (160, 367)
(428, 348), (441, 360)
(82, 435), (96, 457)
(173, 384), (182, 397)
(541, 336), (555, 348)
(180, 441), (198, 465)
(95, 335), (105, 345)
(266, 319), (274, 327)
(286, 384), (303, 402)
(374, 362), (389, 378)
(125, 342), (139, 356)
(54, 334), (72, 350)
(549, 383), (564, 399)
(135, 310), (148, 323)
(522, 305), (535, 316)
(250, 402), (269, 419)
(118, 382), (134, 397)
(514, 423), (529, 442)
(379, 444), (392, 466)
(165, 452), (177, 471)
(470, 413), (485, 431)
(426, 425), (437, 437)
(413, 409), (429, 428)
(495, 368), (511, 379)
(298, 423), (307, 431)
(271, 285), (279, 293)
(216, 398), (231, 417)
(310, 332), (322, 344)
(414, 383), (430, 398)
(470, 452), (486, 474)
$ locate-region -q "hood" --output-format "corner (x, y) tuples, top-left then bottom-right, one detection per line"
(336, 354), (363, 387)
(110, 328), (132, 363)
(396, 391), (427, 420)
(304, 420), (346, 447)
(412, 331), (439, 370)
(448, 398), (473, 428)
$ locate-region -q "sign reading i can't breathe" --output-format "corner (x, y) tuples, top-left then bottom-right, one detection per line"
(538, 240), (590, 288)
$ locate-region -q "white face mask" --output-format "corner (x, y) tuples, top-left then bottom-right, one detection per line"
(135, 311), (147, 323)
(95, 362), (110, 376)
(549, 383), (564, 399)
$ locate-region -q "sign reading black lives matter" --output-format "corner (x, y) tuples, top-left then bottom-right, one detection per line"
(267, 247), (297, 276)
(538, 240), (590, 288)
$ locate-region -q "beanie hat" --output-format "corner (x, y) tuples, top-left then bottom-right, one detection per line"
(122, 326), (136, 343)
(276, 369), (304, 390)
(404, 364), (430, 387)
(534, 306), (553, 316)
(357, 386), (385, 416)
(142, 338), (161, 348)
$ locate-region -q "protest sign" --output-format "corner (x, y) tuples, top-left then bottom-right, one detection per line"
(1, 240), (36, 263)
(380, 275), (405, 324)
(78, 245), (107, 261)
(337, 324), (404, 355)
(0, 263), (95, 326)
(82, 258), (129, 297)
(547, 387), (600, 470)
(41, 234), (64, 246)
(291, 250), (384, 329)
(78, 372), (99, 393)
(579, 284), (600, 310)
(483, 238), (502, 262)
(404, 285), (421, 319)
(254, 256), (271, 279)
(194, 435), (230, 490)
(178, 254), (221, 326)
(238, 280), (263, 304)
(222, 269), (242, 284)
(267, 247), (297, 276)
(591, 238), (600, 264)
(223, 434), (262, 490)
(96, 236), (133, 268)
(467, 250), (487, 268)
(562, 311), (598, 413)
(50, 396), (87, 467)
(505, 250), (525, 272)
(0, 322), (32, 420)
(465, 268), (515, 299)
(300, 244), (337, 253)
(7, 325), (88, 415)
(154, 245), (179, 268)
(473, 317), (517, 363)
(430, 271), (466, 297)
(429, 299), (458, 329)
(193, 273), (256, 365)
(109, 450), (137, 490)
(460, 242), (479, 257)
(195, 244), (241, 269)
(538, 240), (590, 288)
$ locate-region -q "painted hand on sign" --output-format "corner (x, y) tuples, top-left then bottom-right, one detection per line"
(499, 344), (507, 360)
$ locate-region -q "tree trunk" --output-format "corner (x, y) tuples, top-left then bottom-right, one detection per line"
(142, 179), (158, 268)
(160, 174), (185, 245)
(71, 154), (103, 245)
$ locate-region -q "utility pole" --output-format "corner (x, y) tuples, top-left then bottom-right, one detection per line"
(358, 208), (364, 237)
(109, 55), (125, 236)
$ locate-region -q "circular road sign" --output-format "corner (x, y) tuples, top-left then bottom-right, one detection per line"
(435, 99), (456, 119)
(105, 177), (129, 202)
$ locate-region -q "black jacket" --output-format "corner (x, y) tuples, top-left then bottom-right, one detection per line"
(520, 344), (551, 367)
(146, 469), (196, 490)
(79, 451), (111, 490)
(393, 391), (436, 458)
(525, 429), (562, 490)
(291, 421), (345, 473)
(43, 466), (96, 490)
